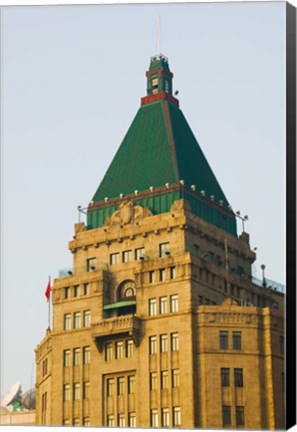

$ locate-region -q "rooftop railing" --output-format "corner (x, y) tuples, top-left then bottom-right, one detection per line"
(251, 276), (285, 294)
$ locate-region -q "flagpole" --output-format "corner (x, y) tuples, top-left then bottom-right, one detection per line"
(48, 275), (51, 330)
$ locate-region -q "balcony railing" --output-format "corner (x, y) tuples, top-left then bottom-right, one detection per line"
(91, 315), (142, 351)
(58, 262), (108, 277)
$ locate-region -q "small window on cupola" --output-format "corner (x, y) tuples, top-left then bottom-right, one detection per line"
(152, 78), (159, 94)
(165, 80), (169, 93)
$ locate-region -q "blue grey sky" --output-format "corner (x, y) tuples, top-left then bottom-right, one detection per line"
(1, 2), (286, 396)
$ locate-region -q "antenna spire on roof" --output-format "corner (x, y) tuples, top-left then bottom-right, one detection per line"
(157, 16), (161, 56)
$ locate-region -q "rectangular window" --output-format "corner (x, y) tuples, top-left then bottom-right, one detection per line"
(233, 332), (242, 350)
(107, 415), (115, 427)
(161, 371), (169, 389)
(64, 287), (69, 299)
(64, 313), (71, 330)
(87, 257), (96, 272)
(235, 406), (245, 427)
(118, 377), (125, 395)
(220, 331), (228, 349)
(234, 368), (243, 387)
(160, 334), (168, 353)
(222, 406), (231, 428)
(162, 408), (170, 427)
(151, 410), (159, 427)
(83, 381), (90, 399)
(83, 417), (91, 427)
(73, 418), (80, 426)
(149, 336), (157, 354)
(172, 369), (180, 388)
(128, 375), (135, 394)
(73, 383), (80, 400)
(159, 268), (165, 281)
(83, 310), (91, 327)
(149, 298), (157, 316)
(107, 379), (114, 397)
(281, 372), (285, 392)
(83, 283), (90, 295)
(126, 339), (134, 358)
(129, 413), (136, 428)
(73, 348), (80, 366)
(160, 296), (168, 314)
(170, 294), (179, 313)
(118, 414), (126, 428)
(116, 341), (124, 359)
(160, 242), (170, 257)
(63, 384), (70, 402)
(83, 346), (90, 364)
(63, 349), (71, 367)
(110, 253), (120, 265)
(73, 285), (79, 297)
(171, 333), (179, 352)
(150, 372), (158, 391)
(173, 407), (181, 426)
(170, 266), (176, 279)
(42, 358), (48, 377)
(105, 343), (113, 361)
(221, 368), (230, 387)
(73, 312), (81, 329)
(123, 250), (132, 263)
(149, 271), (155, 283)
(135, 247), (145, 260)
(280, 336), (284, 355)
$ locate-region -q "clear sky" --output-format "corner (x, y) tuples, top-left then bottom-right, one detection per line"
(1, 1), (286, 398)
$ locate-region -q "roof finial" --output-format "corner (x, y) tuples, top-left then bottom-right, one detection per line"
(157, 16), (161, 56)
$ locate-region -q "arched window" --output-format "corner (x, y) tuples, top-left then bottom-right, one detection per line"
(118, 280), (136, 301)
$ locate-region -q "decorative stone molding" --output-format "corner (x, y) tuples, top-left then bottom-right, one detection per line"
(105, 201), (153, 226)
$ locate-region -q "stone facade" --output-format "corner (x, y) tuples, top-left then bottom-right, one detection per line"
(35, 200), (284, 428)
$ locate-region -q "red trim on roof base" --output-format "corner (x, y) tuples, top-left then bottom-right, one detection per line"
(141, 92), (179, 107)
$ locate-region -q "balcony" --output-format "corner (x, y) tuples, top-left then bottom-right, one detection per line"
(91, 315), (142, 351)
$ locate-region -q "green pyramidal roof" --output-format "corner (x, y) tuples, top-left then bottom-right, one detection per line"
(88, 55), (236, 235)
(92, 99), (229, 206)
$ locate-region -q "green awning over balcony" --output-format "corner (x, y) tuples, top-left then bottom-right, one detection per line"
(103, 300), (136, 310)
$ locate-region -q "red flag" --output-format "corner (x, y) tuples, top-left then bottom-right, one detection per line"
(45, 279), (51, 301)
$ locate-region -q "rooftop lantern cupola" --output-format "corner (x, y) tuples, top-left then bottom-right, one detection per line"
(141, 54), (179, 107)
(147, 54), (173, 96)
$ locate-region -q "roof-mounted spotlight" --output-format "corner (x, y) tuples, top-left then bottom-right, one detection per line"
(90, 200), (94, 206)
(165, 250), (171, 256)
(191, 185), (196, 191)
(210, 195), (215, 201)
(219, 200), (224, 206)
(104, 197), (109, 202)
(120, 193), (124, 199)
(77, 205), (82, 210)
(165, 183), (170, 188)
(134, 190), (138, 195)
(139, 256), (145, 261)
(236, 210), (241, 215)
(67, 271), (73, 276)
(200, 190), (205, 196)
(149, 186), (154, 192)
(179, 179), (185, 186)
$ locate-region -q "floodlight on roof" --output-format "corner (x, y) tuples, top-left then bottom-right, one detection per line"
(191, 185), (196, 191)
